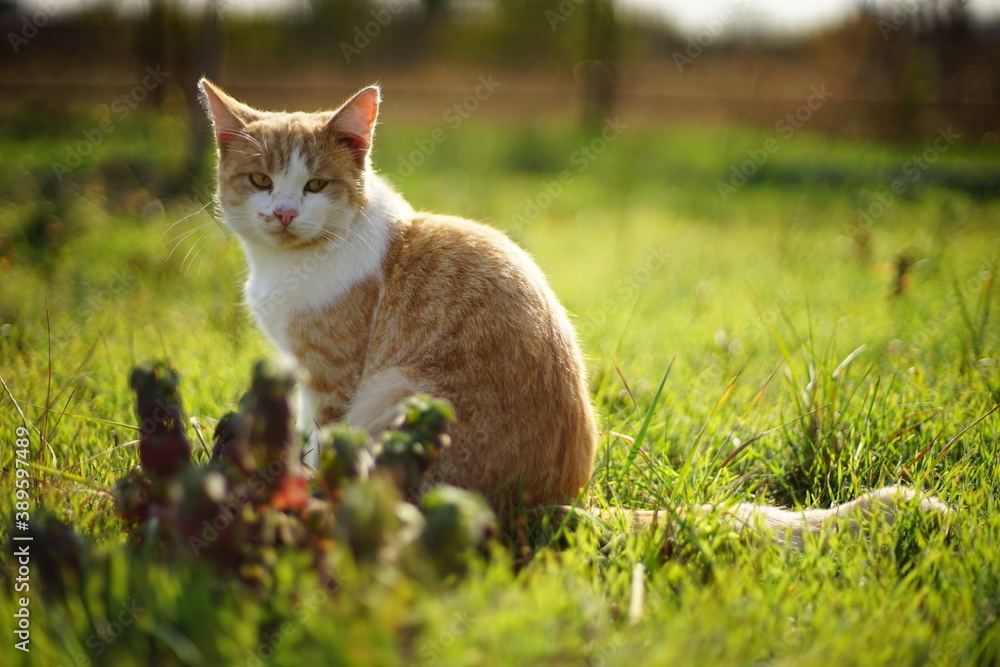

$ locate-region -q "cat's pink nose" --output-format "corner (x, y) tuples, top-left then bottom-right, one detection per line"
(274, 207), (298, 227)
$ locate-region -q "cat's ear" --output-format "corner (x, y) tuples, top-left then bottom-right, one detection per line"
(198, 78), (262, 149)
(328, 86), (381, 162)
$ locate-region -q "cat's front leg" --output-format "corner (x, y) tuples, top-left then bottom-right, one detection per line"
(297, 385), (354, 468)
(297, 385), (321, 468)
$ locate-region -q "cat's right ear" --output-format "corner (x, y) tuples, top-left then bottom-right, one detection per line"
(198, 78), (261, 149)
(328, 86), (381, 163)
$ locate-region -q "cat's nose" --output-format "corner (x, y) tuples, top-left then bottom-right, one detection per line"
(274, 207), (298, 227)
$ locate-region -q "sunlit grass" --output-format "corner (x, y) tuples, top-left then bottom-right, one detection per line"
(1, 111), (998, 665)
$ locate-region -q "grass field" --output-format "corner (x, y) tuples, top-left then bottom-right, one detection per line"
(1, 105), (999, 665)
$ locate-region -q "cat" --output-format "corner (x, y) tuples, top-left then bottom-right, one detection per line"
(198, 78), (949, 541)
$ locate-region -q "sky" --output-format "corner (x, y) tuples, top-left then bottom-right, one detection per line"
(620, 0), (1000, 35)
(622, 0), (858, 34)
(28, 0), (1000, 36)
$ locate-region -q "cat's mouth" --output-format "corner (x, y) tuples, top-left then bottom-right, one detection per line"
(265, 224), (308, 247)
(267, 226), (326, 251)
(272, 228), (297, 244)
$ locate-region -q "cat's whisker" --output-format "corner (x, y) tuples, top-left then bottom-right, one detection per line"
(160, 202), (214, 243)
(315, 228), (349, 247)
(168, 220), (214, 243)
(349, 228), (376, 254)
(164, 222), (219, 263)
(345, 213), (378, 254)
(226, 149), (264, 160)
(332, 229), (364, 254)
(224, 129), (265, 154)
(180, 234), (216, 277)
(209, 213), (228, 233)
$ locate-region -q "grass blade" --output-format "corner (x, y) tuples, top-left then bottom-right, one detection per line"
(617, 360), (673, 488)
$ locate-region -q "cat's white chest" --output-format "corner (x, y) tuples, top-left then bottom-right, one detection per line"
(243, 267), (305, 355)
(242, 241), (369, 355)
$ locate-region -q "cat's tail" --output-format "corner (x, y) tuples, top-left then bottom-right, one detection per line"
(596, 486), (951, 550)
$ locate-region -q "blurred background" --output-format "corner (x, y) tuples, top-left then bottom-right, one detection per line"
(0, 0), (997, 228)
(2, 0), (999, 159)
(1, 0), (999, 387)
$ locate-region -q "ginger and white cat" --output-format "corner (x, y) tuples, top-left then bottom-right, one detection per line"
(198, 79), (948, 540)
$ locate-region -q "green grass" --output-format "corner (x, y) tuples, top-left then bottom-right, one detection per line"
(1, 106), (999, 665)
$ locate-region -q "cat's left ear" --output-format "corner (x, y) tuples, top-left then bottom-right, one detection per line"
(329, 86), (381, 162)
(198, 78), (262, 150)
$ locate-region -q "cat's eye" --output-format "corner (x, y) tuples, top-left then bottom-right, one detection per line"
(249, 173), (272, 189)
(305, 179), (327, 193)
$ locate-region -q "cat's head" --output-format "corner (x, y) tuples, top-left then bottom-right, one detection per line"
(198, 79), (379, 251)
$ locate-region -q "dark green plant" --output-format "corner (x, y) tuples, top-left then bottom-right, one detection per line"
(111, 360), (494, 587)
